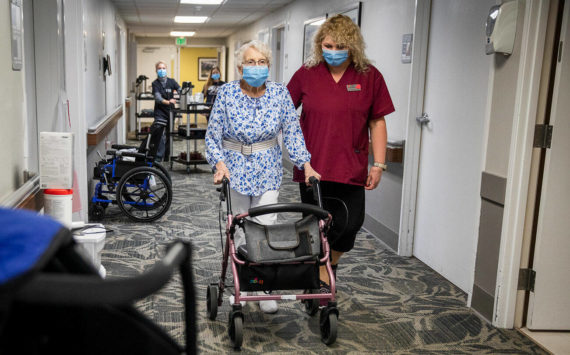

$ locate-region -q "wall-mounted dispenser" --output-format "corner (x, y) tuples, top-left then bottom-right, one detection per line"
(485, 1), (518, 55)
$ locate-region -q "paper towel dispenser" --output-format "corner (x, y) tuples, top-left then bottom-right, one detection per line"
(485, 1), (518, 55)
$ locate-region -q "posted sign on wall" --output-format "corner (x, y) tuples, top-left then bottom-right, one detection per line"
(39, 132), (74, 189)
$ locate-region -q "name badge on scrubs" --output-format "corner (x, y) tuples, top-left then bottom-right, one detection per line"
(346, 84), (361, 92)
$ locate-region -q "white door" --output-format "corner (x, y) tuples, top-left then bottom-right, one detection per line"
(413, 0), (494, 292)
(527, 3), (570, 330)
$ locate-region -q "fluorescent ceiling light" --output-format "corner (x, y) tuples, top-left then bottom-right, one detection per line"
(181, 0), (224, 4)
(170, 31), (196, 37)
(174, 16), (208, 23)
(311, 19), (326, 26)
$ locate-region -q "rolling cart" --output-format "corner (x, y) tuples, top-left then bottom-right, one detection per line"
(169, 103), (212, 173)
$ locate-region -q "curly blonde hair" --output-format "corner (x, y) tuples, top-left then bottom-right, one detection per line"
(305, 14), (370, 73)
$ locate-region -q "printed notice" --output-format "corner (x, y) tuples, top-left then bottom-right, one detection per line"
(39, 132), (74, 189)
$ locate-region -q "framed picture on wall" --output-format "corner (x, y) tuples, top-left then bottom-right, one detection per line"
(302, 16), (326, 63)
(329, 2), (362, 27)
(198, 57), (218, 81)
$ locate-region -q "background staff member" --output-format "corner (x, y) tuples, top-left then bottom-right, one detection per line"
(150, 61), (181, 162)
(202, 66), (226, 104)
(287, 14), (395, 301)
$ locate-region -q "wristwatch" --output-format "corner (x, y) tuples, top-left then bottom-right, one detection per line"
(373, 162), (387, 171)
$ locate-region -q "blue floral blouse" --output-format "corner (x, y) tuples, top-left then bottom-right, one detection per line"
(205, 80), (311, 196)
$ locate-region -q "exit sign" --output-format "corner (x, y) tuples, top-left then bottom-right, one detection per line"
(176, 37), (187, 45)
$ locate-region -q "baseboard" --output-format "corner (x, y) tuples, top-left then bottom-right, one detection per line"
(362, 215), (398, 252)
(471, 284), (494, 323)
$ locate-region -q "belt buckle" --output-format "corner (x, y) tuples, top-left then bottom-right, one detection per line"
(241, 144), (253, 155)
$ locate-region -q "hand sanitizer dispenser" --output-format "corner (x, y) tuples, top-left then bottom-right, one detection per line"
(485, 1), (518, 55)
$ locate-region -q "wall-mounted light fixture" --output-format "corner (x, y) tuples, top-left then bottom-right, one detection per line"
(170, 31), (196, 37)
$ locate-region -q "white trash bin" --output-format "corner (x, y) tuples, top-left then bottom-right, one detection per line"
(72, 224), (106, 278)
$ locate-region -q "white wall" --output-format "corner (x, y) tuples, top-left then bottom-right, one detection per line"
(82, 0), (128, 213)
(226, 0), (414, 241)
(0, 1), (26, 202)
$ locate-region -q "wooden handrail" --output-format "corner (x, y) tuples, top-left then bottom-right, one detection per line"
(87, 106), (123, 146)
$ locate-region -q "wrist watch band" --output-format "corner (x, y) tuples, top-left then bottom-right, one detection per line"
(373, 162), (387, 171)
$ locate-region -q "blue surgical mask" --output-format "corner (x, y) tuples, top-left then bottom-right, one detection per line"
(211, 73), (220, 80)
(322, 49), (349, 66)
(157, 69), (167, 78)
(242, 66), (268, 87)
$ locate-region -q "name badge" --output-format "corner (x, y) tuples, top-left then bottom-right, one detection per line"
(346, 84), (361, 92)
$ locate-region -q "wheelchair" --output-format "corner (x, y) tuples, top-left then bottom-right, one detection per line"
(89, 133), (173, 222)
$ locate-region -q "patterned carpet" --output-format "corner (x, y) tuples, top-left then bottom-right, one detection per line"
(97, 151), (545, 354)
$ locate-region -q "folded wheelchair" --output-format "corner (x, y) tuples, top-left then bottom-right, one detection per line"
(207, 177), (339, 350)
(0, 208), (196, 355)
(89, 133), (172, 222)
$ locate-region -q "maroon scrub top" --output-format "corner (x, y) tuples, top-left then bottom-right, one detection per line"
(287, 62), (395, 186)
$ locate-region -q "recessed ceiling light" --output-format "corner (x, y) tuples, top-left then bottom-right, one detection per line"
(174, 16), (208, 23)
(170, 31), (196, 37)
(180, 0), (224, 4)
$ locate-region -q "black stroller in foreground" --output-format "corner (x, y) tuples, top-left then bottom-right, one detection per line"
(0, 208), (195, 355)
(206, 177), (339, 349)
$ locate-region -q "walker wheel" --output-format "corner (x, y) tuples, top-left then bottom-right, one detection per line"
(320, 309), (337, 345)
(89, 203), (105, 221)
(303, 290), (319, 316)
(206, 285), (218, 320)
(228, 312), (243, 349)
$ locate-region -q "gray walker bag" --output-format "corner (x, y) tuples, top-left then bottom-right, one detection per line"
(241, 214), (321, 263)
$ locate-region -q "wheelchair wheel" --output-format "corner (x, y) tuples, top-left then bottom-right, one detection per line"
(206, 285), (218, 320)
(88, 203), (105, 222)
(116, 166), (172, 222)
(319, 309), (337, 345)
(152, 162), (172, 183)
(228, 311), (243, 349)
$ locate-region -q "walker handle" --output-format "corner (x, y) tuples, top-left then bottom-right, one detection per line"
(247, 203), (330, 220)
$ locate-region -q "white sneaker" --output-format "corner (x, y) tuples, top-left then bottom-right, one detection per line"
(229, 292), (246, 307)
(259, 299), (278, 314)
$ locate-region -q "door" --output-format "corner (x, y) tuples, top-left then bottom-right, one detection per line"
(412, 0), (494, 292)
(272, 25), (285, 83)
(527, 2), (570, 330)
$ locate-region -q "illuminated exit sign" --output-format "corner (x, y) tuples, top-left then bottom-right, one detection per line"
(176, 37), (187, 45)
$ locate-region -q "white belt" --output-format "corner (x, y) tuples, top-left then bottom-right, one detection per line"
(222, 138), (278, 156)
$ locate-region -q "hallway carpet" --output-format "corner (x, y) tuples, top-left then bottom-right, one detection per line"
(99, 163), (545, 354)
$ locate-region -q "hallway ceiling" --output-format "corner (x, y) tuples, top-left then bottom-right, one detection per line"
(110, 0), (295, 38)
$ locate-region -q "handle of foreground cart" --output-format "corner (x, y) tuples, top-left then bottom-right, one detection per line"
(15, 240), (196, 354)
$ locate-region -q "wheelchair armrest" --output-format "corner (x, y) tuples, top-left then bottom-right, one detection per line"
(112, 144), (138, 150)
(106, 150), (117, 156)
(120, 151), (147, 159)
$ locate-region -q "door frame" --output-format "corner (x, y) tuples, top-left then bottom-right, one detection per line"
(493, 0), (550, 328)
(399, 0), (431, 257)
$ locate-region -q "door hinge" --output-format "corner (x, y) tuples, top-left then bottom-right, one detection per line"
(518, 268), (536, 292)
(533, 124), (553, 149)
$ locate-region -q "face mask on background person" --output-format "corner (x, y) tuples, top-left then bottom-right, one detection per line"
(322, 49), (349, 66)
(211, 73), (220, 80)
(157, 69), (167, 78)
(242, 66), (269, 88)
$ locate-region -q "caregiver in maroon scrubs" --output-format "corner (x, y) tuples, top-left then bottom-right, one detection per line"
(287, 14), (395, 298)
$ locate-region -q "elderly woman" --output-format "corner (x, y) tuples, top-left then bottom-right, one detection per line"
(287, 15), (395, 302)
(205, 40), (320, 314)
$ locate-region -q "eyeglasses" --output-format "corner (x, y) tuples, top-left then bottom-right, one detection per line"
(243, 59), (268, 66)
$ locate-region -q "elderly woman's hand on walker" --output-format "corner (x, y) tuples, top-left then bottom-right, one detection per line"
(214, 161), (230, 184)
(304, 162), (321, 186)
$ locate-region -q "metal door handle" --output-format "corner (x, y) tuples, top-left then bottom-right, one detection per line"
(416, 113), (430, 124)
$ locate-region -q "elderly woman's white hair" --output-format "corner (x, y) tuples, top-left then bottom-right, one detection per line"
(234, 40), (272, 68)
